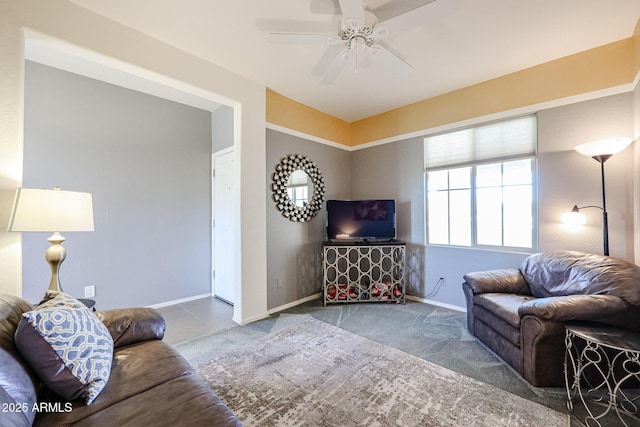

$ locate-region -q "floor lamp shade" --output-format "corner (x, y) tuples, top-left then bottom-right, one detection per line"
(7, 188), (94, 295)
(574, 137), (633, 158)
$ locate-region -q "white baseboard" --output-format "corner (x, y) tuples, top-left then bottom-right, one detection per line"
(267, 293), (322, 315)
(267, 293), (465, 315)
(406, 295), (467, 313)
(234, 311), (269, 325)
(147, 293), (211, 309)
(148, 293), (464, 320)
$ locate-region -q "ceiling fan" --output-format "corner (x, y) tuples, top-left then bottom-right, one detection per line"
(267, 0), (458, 85)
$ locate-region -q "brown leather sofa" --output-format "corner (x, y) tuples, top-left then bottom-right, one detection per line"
(463, 251), (640, 387)
(0, 294), (241, 427)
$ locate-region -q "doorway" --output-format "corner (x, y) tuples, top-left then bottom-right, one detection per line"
(212, 148), (235, 304)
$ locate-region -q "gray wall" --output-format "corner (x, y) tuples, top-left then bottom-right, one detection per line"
(23, 61), (213, 308)
(266, 129), (351, 310)
(348, 93), (635, 309)
(350, 137), (425, 244)
(212, 105), (234, 152)
(537, 93), (634, 256)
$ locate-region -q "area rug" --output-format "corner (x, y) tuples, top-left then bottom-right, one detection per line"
(191, 318), (567, 427)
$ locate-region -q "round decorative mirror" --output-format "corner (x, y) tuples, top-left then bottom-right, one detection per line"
(271, 154), (325, 222)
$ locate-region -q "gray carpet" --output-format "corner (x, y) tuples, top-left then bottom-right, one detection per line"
(183, 317), (567, 426)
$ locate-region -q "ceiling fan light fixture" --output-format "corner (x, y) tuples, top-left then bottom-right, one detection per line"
(342, 10), (378, 30)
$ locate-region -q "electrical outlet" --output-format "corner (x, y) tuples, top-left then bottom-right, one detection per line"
(84, 285), (96, 298)
(276, 278), (283, 288)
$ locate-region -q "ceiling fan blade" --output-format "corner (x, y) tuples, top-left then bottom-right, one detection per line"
(256, 18), (339, 34)
(320, 49), (351, 85)
(267, 33), (335, 44)
(362, 45), (413, 75)
(338, 0), (365, 23)
(372, 0), (435, 23)
(378, 0), (459, 37)
(312, 44), (346, 76)
(310, 0), (340, 15)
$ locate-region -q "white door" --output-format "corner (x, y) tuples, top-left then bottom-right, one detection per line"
(212, 149), (235, 304)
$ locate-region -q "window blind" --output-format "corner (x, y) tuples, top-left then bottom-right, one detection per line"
(424, 115), (537, 170)
(288, 170), (309, 185)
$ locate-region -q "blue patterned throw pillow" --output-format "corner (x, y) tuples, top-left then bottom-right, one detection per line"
(14, 293), (114, 405)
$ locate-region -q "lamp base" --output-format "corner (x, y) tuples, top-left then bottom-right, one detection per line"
(45, 232), (66, 295)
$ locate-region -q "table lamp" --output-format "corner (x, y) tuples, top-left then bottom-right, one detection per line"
(7, 187), (94, 296)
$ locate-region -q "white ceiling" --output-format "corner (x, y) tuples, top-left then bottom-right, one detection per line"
(68, 0), (640, 122)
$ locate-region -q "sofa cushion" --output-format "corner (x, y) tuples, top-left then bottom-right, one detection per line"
(463, 269), (531, 295)
(95, 308), (165, 348)
(15, 293), (114, 404)
(474, 293), (536, 329)
(519, 294), (631, 321)
(0, 352), (39, 427)
(0, 295), (39, 427)
(520, 251), (640, 305)
(0, 385), (32, 427)
(35, 339), (193, 423)
(37, 375), (239, 427)
(473, 293), (536, 346)
(34, 339), (240, 427)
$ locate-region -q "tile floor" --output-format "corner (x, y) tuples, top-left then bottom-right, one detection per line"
(156, 296), (236, 345)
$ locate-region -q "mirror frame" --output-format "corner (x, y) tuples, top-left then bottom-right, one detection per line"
(271, 154), (325, 222)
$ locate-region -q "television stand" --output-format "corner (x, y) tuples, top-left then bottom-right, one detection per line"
(324, 238), (402, 246)
(322, 241), (406, 306)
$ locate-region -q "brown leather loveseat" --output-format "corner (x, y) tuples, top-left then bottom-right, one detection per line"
(462, 251), (640, 387)
(0, 293), (241, 426)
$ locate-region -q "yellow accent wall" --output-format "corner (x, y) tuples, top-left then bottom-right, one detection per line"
(633, 19), (640, 79)
(267, 25), (640, 147)
(266, 89), (351, 146)
(352, 39), (633, 145)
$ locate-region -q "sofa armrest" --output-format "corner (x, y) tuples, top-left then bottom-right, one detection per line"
(95, 308), (166, 348)
(463, 269), (531, 295)
(518, 295), (629, 321)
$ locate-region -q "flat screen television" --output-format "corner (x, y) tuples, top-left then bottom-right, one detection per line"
(326, 199), (396, 241)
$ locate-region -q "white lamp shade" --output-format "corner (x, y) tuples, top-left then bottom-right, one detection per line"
(7, 188), (94, 232)
(574, 137), (634, 157)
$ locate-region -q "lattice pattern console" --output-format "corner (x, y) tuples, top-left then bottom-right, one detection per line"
(322, 242), (406, 305)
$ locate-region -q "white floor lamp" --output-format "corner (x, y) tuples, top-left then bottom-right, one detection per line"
(7, 187), (94, 297)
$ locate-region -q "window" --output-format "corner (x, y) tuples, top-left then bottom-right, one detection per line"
(425, 115), (537, 250)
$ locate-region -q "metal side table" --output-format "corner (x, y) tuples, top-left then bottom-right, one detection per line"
(564, 323), (640, 426)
